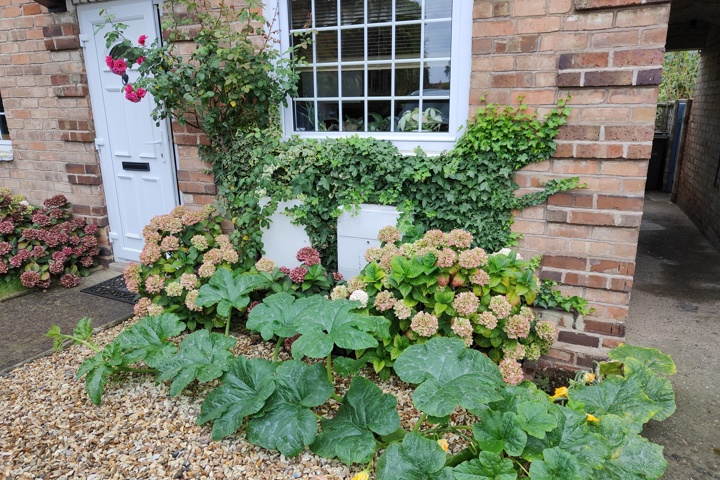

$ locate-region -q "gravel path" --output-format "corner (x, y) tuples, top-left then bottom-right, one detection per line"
(0, 321), (466, 480)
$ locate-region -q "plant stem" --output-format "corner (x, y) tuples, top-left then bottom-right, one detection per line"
(444, 447), (477, 468)
(512, 458), (530, 477)
(73, 337), (100, 353)
(273, 337), (283, 362)
(449, 426), (474, 444)
(224, 315), (231, 337)
(412, 413), (427, 433)
(117, 366), (156, 374)
(331, 393), (344, 403)
(326, 352), (333, 383)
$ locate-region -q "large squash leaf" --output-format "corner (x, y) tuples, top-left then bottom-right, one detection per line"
(375, 433), (454, 480)
(515, 401), (557, 440)
(76, 342), (125, 405)
(311, 376), (400, 464)
(607, 345), (676, 376)
(393, 337), (504, 416)
(196, 356), (278, 440)
(595, 415), (668, 479)
(527, 447), (584, 480)
(452, 451), (518, 480)
(622, 358), (676, 422)
(246, 360), (333, 457)
(113, 313), (185, 368)
(472, 410), (527, 456)
(246, 293), (318, 340)
(291, 297), (390, 359)
(155, 329), (236, 396)
(196, 270), (269, 317)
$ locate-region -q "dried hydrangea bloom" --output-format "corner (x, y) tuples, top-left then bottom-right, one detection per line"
(503, 314), (531, 339)
(446, 229), (473, 248)
(190, 235), (209, 251)
(452, 291), (479, 316)
(255, 257), (276, 272)
(222, 248), (238, 264)
(60, 273), (80, 288)
(20, 271), (40, 288)
(296, 246), (321, 266)
(423, 229), (446, 247)
(180, 273), (199, 290)
(410, 311), (439, 337)
(470, 269), (490, 286)
(346, 276), (367, 293)
(147, 303), (164, 317)
(502, 341), (526, 360)
(134, 297), (152, 317)
(214, 234), (232, 248)
(364, 246), (383, 263)
(198, 263), (216, 278)
(349, 289), (369, 308)
(524, 342), (542, 361)
(123, 263), (142, 293)
(458, 248), (489, 269)
(144, 274), (165, 294)
(332, 272), (343, 282)
(160, 235), (180, 252)
(380, 244), (400, 271)
(476, 311), (498, 330)
(451, 317), (473, 346)
(373, 290), (396, 311)
(203, 248), (224, 266)
(393, 301), (412, 320)
(435, 248), (457, 268)
(489, 295), (512, 319)
(535, 320), (559, 344)
(289, 266), (307, 284)
(185, 289), (202, 311)
(377, 225), (401, 244)
(330, 285), (350, 300)
(499, 357), (524, 385)
(165, 282), (183, 297)
(139, 243), (161, 265)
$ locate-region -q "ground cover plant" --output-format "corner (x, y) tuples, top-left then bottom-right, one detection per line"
(50, 309), (676, 479)
(0, 187), (100, 290)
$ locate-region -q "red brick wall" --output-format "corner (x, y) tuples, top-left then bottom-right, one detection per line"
(471, 0), (670, 368)
(675, 26), (720, 250)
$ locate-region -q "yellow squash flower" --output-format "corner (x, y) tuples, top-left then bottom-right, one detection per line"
(550, 386), (569, 399)
(437, 438), (449, 453)
(586, 414), (600, 424)
(351, 471), (370, 480)
(584, 372), (596, 383)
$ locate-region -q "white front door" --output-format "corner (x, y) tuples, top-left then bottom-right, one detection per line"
(79, 0), (178, 262)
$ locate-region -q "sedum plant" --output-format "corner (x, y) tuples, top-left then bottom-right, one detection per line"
(334, 226), (557, 383)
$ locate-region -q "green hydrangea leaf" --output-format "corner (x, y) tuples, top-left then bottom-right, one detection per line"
(113, 313), (186, 368)
(524, 406), (610, 476)
(246, 293), (316, 340)
(196, 270), (269, 317)
(156, 329), (236, 396)
(76, 342), (124, 405)
(393, 337), (504, 416)
(291, 297), (390, 359)
(246, 360), (333, 457)
(608, 345), (676, 376)
(452, 451), (518, 480)
(197, 356), (278, 440)
(311, 376), (400, 464)
(376, 433), (455, 480)
(622, 358), (676, 422)
(472, 410), (527, 456)
(515, 401), (557, 439)
(568, 374), (657, 430)
(528, 447), (584, 480)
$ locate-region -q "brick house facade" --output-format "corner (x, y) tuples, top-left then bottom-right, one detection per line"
(0, 0), (695, 369)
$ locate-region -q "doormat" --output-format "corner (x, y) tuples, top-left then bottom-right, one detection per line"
(81, 275), (137, 305)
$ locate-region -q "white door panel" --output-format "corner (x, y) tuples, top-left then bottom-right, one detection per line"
(79, 0), (178, 262)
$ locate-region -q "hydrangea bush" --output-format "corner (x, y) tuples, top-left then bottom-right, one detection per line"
(123, 205), (243, 330)
(334, 226), (558, 384)
(0, 188), (100, 289)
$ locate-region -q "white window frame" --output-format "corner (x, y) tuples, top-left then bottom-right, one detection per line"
(267, 0), (472, 154)
(0, 92), (12, 161)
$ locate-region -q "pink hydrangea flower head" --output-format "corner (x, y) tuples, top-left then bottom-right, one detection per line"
(364, 247), (383, 263)
(254, 257), (276, 272)
(435, 248), (457, 268)
(489, 295), (513, 319)
(20, 271), (41, 288)
(423, 229), (447, 247)
(476, 311), (498, 330)
(470, 269), (490, 286)
(535, 320), (559, 344)
(377, 225), (401, 244)
(502, 341), (526, 360)
(380, 244), (400, 271)
(289, 266), (308, 284)
(85, 224), (98, 235)
(279, 266), (291, 275)
(203, 248), (224, 266)
(458, 248), (489, 269)
(373, 291), (396, 312)
(0, 242), (13, 255)
(410, 311), (439, 337)
(296, 246), (321, 266)
(60, 273), (80, 288)
(160, 235), (180, 252)
(138, 34), (148, 46)
(144, 274), (165, 294)
(222, 248), (239, 264)
(190, 235), (209, 251)
(147, 303), (164, 317)
(80, 256), (94, 268)
(332, 272), (343, 282)
(452, 291), (479, 316)
(43, 195), (68, 208)
(446, 229), (473, 248)
(503, 314), (531, 339)
(0, 262), (8, 274)
(139, 243), (162, 265)
(499, 357), (524, 385)
(330, 285), (350, 300)
(393, 301), (412, 320)
(180, 273), (199, 290)
(0, 221), (15, 235)
(185, 289), (202, 311)
(134, 297), (152, 317)
(198, 263), (216, 278)
(346, 276), (367, 293)
(451, 317), (473, 345)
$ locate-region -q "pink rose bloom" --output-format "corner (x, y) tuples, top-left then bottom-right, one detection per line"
(136, 56), (145, 65)
(136, 88), (147, 98)
(105, 55), (114, 68)
(138, 34), (148, 46)
(124, 84), (133, 94)
(111, 58), (127, 76)
(125, 91), (141, 103)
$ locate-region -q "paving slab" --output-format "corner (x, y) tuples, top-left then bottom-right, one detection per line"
(0, 268), (134, 374)
(627, 193), (720, 480)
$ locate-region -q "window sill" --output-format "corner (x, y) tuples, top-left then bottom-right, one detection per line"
(284, 131), (460, 156)
(0, 149), (13, 162)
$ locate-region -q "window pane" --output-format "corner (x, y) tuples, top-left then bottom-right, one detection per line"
(424, 61), (451, 90)
(316, 30), (339, 62)
(424, 21), (452, 58)
(292, 32), (314, 63)
(288, 0), (312, 29)
(318, 101), (340, 131)
(317, 69), (339, 97)
(341, 29), (365, 61)
(367, 1), (392, 23)
(368, 66), (391, 96)
(367, 26), (392, 60)
(368, 101), (392, 132)
(395, 64), (420, 96)
(297, 69), (315, 97)
(341, 101), (364, 131)
(425, 0), (452, 19)
(342, 69), (364, 97)
(294, 100), (317, 131)
(396, 0), (421, 21)
(395, 24), (422, 59)
(395, 101), (446, 132)
(341, 0), (364, 25)
(315, 1), (338, 27)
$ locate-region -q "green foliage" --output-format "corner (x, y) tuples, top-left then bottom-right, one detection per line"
(453, 452), (519, 480)
(658, 51), (700, 103)
(46, 317), (96, 352)
(155, 329), (236, 396)
(533, 279), (593, 316)
(376, 433), (455, 480)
